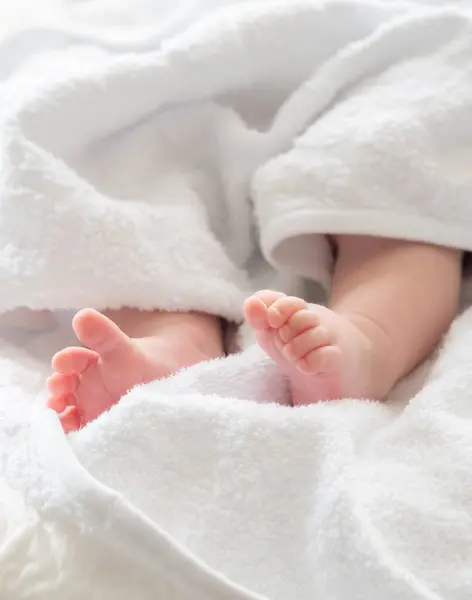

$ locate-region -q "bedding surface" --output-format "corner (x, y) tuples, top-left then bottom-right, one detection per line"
(1, 0), (472, 598)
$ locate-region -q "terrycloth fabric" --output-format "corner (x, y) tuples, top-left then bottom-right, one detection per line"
(2, 0), (472, 599)
(3, 0), (472, 311)
(2, 300), (472, 600)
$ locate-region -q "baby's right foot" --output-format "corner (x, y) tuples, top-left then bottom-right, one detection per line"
(244, 290), (393, 405)
(46, 309), (224, 433)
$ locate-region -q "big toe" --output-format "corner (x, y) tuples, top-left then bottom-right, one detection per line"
(72, 309), (133, 361)
(244, 290), (285, 330)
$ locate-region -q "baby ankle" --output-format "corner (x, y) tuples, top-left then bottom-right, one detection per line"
(345, 312), (402, 398)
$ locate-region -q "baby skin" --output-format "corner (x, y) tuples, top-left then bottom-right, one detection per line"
(245, 236), (462, 405)
(47, 235), (462, 431)
(46, 309), (225, 432)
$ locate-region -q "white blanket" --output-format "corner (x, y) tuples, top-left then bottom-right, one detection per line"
(2, 0), (472, 598)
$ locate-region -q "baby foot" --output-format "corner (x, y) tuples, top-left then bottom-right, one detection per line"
(47, 309), (223, 433)
(244, 290), (382, 405)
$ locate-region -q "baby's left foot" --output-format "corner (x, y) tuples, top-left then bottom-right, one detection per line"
(244, 291), (392, 405)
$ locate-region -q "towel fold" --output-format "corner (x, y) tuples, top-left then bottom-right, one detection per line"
(2, 0), (472, 598)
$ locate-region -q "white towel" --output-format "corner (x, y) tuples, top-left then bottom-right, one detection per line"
(3, 308), (472, 599)
(2, 0), (472, 598)
(4, 0), (472, 316)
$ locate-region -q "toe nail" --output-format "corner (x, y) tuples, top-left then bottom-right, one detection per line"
(279, 326), (289, 342)
(282, 345), (293, 359)
(274, 336), (284, 351)
(268, 308), (282, 324)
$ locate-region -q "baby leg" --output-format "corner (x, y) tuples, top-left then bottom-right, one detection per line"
(245, 236), (462, 405)
(47, 308), (224, 432)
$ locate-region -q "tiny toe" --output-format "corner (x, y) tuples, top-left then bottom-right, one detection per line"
(267, 296), (307, 328)
(59, 405), (81, 433)
(47, 394), (70, 414)
(283, 327), (331, 361)
(273, 334), (285, 353)
(47, 372), (79, 396)
(244, 290), (286, 330)
(299, 345), (341, 374)
(47, 391), (76, 414)
(243, 296), (270, 330)
(52, 347), (99, 374)
(253, 290), (286, 307)
(278, 309), (320, 343)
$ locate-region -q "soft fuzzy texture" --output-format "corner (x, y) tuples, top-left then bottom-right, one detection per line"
(2, 0), (472, 598)
(3, 304), (472, 600)
(3, 0), (472, 311)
